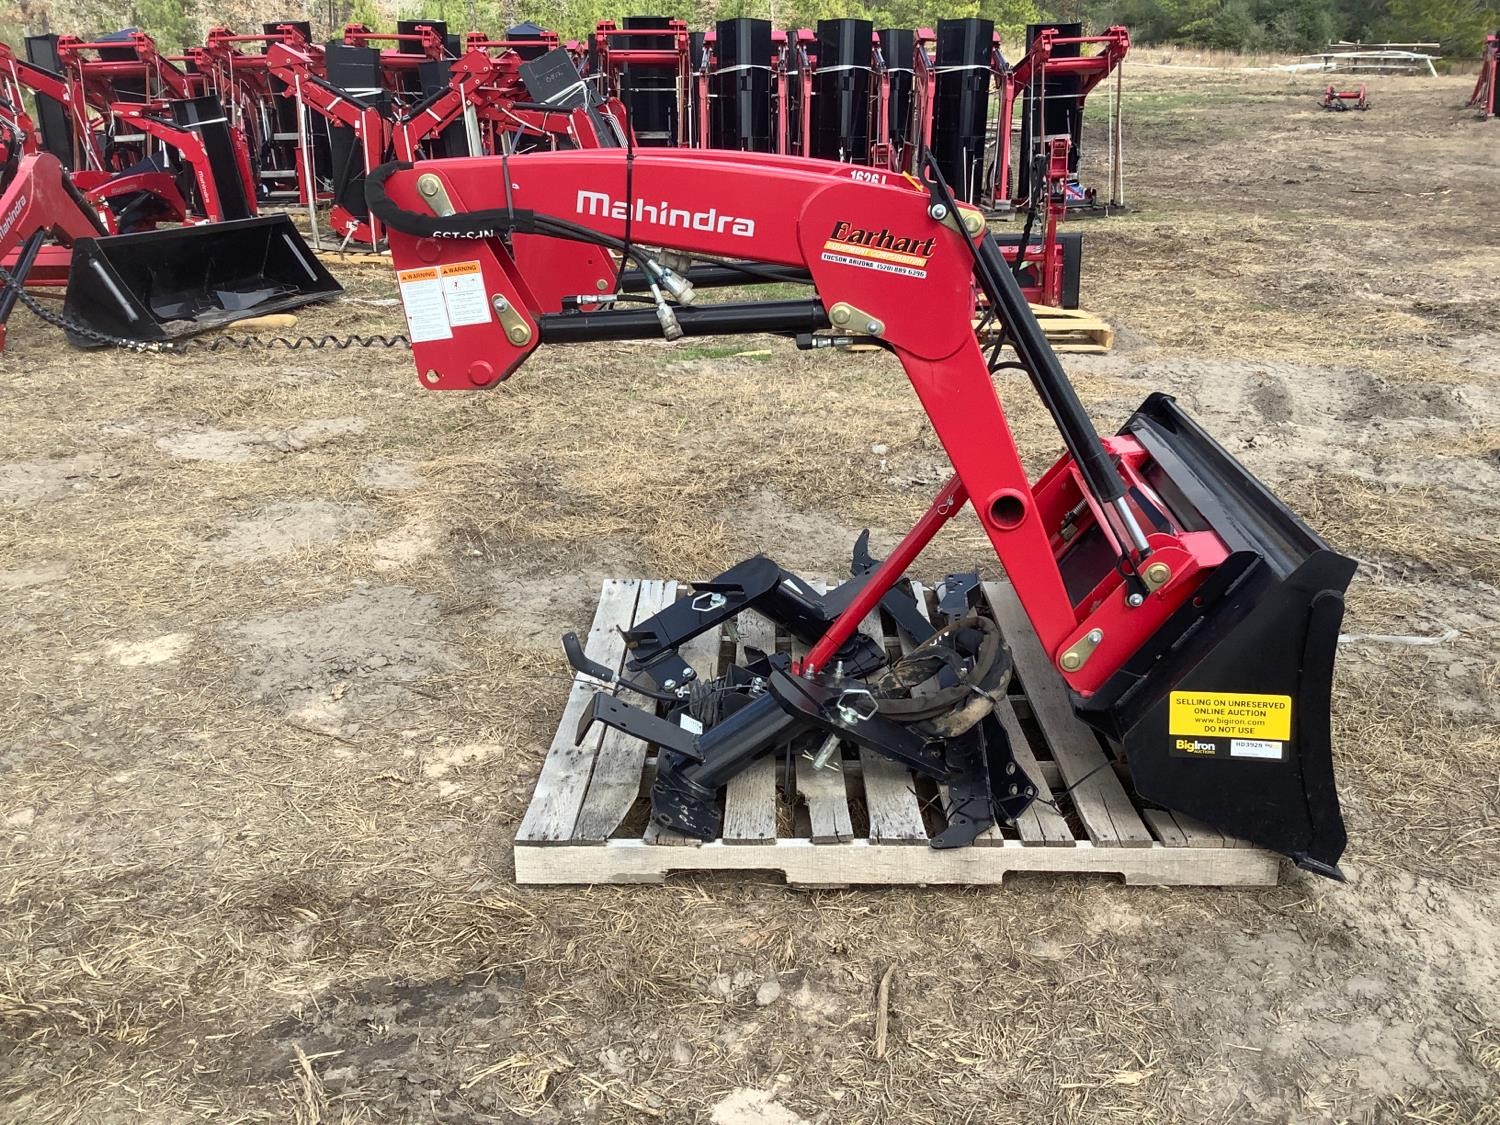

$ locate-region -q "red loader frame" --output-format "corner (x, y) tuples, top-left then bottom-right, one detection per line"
(996, 26), (1130, 211)
(271, 40), (625, 248)
(0, 148), (109, 347)
(193, 24), (323, 204)
(6, 35), (253, 224)
(366, 148), (1355, 875)
(1470, 33), (1497, 118)
(371, 150), (1216, 684)
(590, 20), (695, 146)
(1320, 84), (1369, 111)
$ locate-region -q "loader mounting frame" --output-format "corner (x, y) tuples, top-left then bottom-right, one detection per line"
(367, 146), (1354, 877)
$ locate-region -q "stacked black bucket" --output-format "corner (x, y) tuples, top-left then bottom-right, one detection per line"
(710, 18), (773, 151)
(810, 19), (873, 163)
(878, 28), (916, 151)
(932, 18), (993, 203)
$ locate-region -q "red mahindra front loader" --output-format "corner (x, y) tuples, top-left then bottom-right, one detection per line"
(367, 148), (1354, 878)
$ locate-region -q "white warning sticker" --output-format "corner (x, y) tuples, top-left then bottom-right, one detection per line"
(439, 260), (491, 327)
(1231, 738), (1286, 761)
(396, 266), (451, 343)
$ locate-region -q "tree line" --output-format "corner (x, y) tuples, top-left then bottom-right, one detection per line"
(5, 0), (1495, 68)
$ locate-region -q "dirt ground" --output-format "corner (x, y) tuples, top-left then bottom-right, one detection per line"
(2, 66), (1498, 1124)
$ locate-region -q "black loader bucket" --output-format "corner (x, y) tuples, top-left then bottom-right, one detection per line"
(1076, 393), (1356, 878)
(62, 215), (340, 348)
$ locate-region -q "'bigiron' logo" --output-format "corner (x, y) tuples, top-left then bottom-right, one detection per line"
(1175, 739), (1218, 755)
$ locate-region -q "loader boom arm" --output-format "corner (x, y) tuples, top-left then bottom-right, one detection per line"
(372, 148), (1355, 875)
(370, 149), (1201, 687)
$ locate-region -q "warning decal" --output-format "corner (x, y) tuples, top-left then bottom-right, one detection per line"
(1170, 692), (1291, 741)
(439, 260), (491, 328)
(1169, 692), (1291, 762)
(396, 266), (452, 344)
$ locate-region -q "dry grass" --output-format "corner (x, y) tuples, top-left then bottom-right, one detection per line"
(0, 65), (1498, 1124)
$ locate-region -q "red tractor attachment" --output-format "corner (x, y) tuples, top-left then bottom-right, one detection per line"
(0, 111), (339, 350)
(1471, 33), (1498, 119)
(1320, 84), (1369, 111)
(367, 145), (1352, 878)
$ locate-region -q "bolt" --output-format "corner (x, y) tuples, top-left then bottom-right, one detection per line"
(1127, 592), (1145, 608)
(1146, 562), (1171, 586)
(865, 320), (881, 334)
(1087, 629), (1103, 644)
(1008, 784), (1019, 796)
(418, 175), (438, 196)
(492, 295), (509, 311)
(928, 203), (948, 221)
(508, 327), (529, 344)
(1005, 762), (1016, 775)
(1060, 652), (1082, 672)
(596, 278), (609, 292)
(831, 306), (849, 325)
(811, 732), (840, 770)
(663, 679), (676, 690)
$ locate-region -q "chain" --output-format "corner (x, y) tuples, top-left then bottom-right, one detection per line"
(181, 332), (410, 351)
(0, 261), (410, 354)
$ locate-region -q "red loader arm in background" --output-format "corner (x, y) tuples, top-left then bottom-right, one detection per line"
(267, 40), (389, 245)
(0, 149), (110, 346)
(367, 149), (1356, 876)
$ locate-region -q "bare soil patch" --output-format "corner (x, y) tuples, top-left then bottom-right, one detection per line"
(0, 66), (1496, 1123)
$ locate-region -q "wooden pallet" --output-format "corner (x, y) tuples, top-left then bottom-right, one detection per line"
(994, 305), (1115, 354)
(514, 578), (1279, 887)
(314, 249), (391, 267)
(1032, 306), (1114, 354)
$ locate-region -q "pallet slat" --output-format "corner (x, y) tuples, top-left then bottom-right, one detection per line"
(982, 581), (1155, 848)
(513, 838), (1279, 887)
(719, 611), (779, 844)
(573, 580), (677, 841)
(790, 589), (855, 844)
(516, 580), (642, 844)
(854, 606), (929, 843)
(974, 305), (1115, 354)
(1142, 808), (1189, 847)
(995, 702), (1076, 846)
(796, 761), (854, 843)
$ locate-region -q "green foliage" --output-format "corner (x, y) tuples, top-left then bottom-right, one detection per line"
(7, 0), (1493, 63)
(403, 0), (1041, 45)
(1378, 0), (1495, 53)
(1086, 0), (1497, 55)
(131, 0), (195, 49)
(349, 0), (388, 31)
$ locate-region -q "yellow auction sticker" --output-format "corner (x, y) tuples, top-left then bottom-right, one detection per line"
(1169, 692), (1292, 741)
